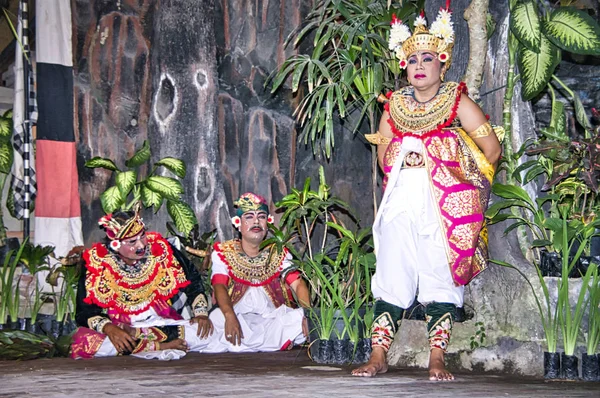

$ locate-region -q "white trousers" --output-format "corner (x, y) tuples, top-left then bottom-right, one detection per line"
(371, 168), (464, 309)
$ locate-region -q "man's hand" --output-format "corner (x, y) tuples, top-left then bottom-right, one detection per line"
(190, 315), (214, 339)
(224, 312), (244, 346)
(103, 323), (137, 354)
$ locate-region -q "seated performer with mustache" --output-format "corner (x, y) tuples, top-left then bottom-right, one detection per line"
(192, 192), (310, 353)
(71, 206), (213, 360)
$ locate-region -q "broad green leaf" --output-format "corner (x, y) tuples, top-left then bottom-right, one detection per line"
(518, 37), (560, 101)
(549, 96), (566, 137)
(531, 239), (552, 247)
(523, 163), (547, 185)
(504, 220), (528, 236)
(85, 157), (119, 171)
(167, 200), (198, 236)
(492, 183), (535, 208)
(6, 186), (15, 218)
(100, 186), (125, 213)
(141, 184), (163, 209)
(125, 140), (151, 168)
(0, 142), (13, 174)
(572, 92), (592, 131)
(485, 199), (519, 218)
(543, 7), (600, 56)
(145, 176), (183, 200)
(115, 170), (136, 197)
(510, 0), (541, 52)
(155, 157), (186, 178)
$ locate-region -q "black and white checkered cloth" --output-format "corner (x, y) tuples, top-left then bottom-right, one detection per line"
(11, 0), (38, 220)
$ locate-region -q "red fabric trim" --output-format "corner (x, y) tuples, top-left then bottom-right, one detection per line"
(284, 270), (301, 285)
(280, 339), (292, 351)
(211, 274), (230, 286)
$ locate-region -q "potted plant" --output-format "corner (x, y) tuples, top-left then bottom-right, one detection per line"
(85, 139), (198, 237)
(583, 268), (600, 381)
(0, 242), (26, 330)
(266, 166), (375, 364)
(17, 240), (53, 333)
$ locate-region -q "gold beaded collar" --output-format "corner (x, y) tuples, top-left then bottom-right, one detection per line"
(215, 240), (287, 286)
(388, 82), (460, 135)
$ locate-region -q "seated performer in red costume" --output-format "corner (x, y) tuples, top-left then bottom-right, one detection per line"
(71, 207), (212, 360)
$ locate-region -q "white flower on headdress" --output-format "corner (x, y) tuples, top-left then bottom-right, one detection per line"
(231, 216), (241, 229)
(430, 9), (454, 44)
(389, 19), (411, 51)
(267, 215), (274, 224)
(414, 15), (427, 28)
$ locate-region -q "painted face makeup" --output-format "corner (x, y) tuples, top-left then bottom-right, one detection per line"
(406, 51), (443, 89)
(239, 211), (268, 242)
(117, 231), (148, 264)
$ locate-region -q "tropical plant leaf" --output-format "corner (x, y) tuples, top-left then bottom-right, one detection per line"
(572, 92), (592, 131)
(510, 0), (541, 52)
(0, 142), (13, 174)
(518, 37), (561, 101)
(550, 97), (566, 136)
(0, 115), (11, 142)
(523, 163), (547, 185)
(486, 12), (497, 40)
(115, 170), (136, 197)
(155, 157), (186, 178)
(100, 186), (125, 214)
(145, 176), (183, 200)
(543, 7), (600, 56)
(491, 183), (535, 208)
(531, 239), (553, 247)
(125, 140), (151, 168)
(167, 200), (198, 236)
(85, 157), (119, 171)
(141, 184), (163, 209)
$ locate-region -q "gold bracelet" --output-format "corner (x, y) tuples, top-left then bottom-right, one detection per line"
(468, 122), (493, 139)
(365, 131), (392, 145)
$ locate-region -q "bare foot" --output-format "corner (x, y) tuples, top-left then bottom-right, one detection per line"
(428, 348), (454, 381)
(351, 347), (388, 377)
(160, 338), (188, 352)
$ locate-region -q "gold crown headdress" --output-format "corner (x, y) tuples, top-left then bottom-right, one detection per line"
(388, 3), (455, 71)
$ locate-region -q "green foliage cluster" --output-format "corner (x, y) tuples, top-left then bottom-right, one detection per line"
(268, 0), (424, 158)
(85, 140), (198, 237)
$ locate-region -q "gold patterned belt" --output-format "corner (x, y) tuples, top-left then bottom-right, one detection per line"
(402, 151), (424, 168)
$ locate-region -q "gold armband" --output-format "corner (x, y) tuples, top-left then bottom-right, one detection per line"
(468, 122), (493, 139)
(365, 131), (392, 145)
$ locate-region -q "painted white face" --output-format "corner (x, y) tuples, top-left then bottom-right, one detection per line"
(239, 211), (268, 243)
(406, 51), (444, 89)
(117, 231), (148, 264)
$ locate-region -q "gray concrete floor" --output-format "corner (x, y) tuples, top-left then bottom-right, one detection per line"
(1, 350), (599, 397)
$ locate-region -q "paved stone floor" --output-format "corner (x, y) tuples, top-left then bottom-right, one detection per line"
(1, 349), (599, 397)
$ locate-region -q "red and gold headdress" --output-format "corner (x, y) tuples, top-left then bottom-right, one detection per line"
(389, 2), (455, 70)
(98, 208), (146, 248)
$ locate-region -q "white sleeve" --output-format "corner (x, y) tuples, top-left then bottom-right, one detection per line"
(210, 250), (229, 279)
